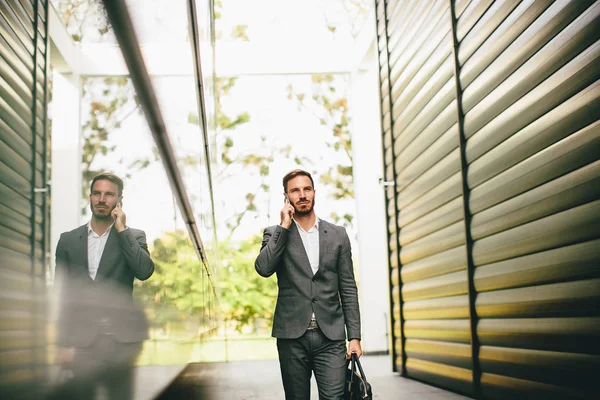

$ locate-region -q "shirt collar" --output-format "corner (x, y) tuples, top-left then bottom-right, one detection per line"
(87, 220), (114, 237)
(293, 216), (319, 233)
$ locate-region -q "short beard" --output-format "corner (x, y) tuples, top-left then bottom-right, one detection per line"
(293, 199), (315, 216)
(90, 204), (114, 221)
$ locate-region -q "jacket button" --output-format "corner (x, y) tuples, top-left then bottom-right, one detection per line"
(312, 277), (316, 282)
(312, 298), (317, 303)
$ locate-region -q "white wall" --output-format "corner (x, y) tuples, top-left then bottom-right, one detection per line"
(350, 42), (391, 354)
(50, 71), (82, 280)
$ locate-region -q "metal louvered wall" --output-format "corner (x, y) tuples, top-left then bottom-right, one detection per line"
(375, 0), (600, 398)
(0, 0), (50, 398)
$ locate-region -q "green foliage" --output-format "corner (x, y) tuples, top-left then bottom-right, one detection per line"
(134, 230), (214, 327)
(217, 233), (278, 332)
(135, 230), (276, 333)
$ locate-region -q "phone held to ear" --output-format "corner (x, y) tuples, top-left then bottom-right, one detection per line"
(284, 193), (290, 205)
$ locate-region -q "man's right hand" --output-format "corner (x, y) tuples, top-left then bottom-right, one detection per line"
(280, 202), (294, 229)
(57, 347), (74, 366)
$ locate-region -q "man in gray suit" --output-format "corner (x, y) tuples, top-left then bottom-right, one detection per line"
(255, 169), (362, 399)
(54, 172), (154, 399)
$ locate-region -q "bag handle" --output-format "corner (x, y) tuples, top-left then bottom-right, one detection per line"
(351, 353), (368, 382)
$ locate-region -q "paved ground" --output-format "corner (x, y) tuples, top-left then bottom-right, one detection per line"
(157, 355), (471, 399)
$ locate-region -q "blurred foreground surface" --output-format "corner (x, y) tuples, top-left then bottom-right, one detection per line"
(157, 355), (471, 400)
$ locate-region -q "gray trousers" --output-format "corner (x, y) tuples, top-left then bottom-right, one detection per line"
(277, 328), (347, 400)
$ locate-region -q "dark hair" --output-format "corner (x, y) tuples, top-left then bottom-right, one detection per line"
(90, 172), (124, 196)
(282, 169), (314, 193)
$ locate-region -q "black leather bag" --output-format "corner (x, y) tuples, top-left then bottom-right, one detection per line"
(344, 354), (372, 400)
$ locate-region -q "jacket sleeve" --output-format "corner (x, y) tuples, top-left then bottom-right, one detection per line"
(255, 225), (289, 277)
(338, 228), (361, 341)
(117, 228), (155, 280)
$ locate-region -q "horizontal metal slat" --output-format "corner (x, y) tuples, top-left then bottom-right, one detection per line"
(477, 317), (600, 353)
(0, 38), (42, 101)
(394, 103), (458, 181)
(480, 372), (585, 400)
(393, 87), (456, 158)
(401, 244), (466, 284)
(0, 76), (34, 127)
(0, 115), (32, 171)
(404, 295), (469, 320)
(463, 4), (600, 137)
(406, 338), (471, 369)
(402, 319), (471, 343)
(389, 2), (449, 89)
(390, 30), (453, 123)
(391, 44), (453, 133)
(398, 172), (462, 229)
(0, 3), (34, 56)
(396, 148), (460, 211)
(476, 279), (600, 318)
(403, 269), (467, 301)
(0, 203), (35, 240)
(400, 221), (464, 265)
(0, 134), (33, 184)
(471, 160), (600, 241)
(469, 119), (600, 214)
(480, 345), (599, 391)
(473, 199), (600, 267)
(400, 196), (463, 242)
(0, 225), (30, 256)
(465, 39), (600, 164)
(460, 0), (579, 90)
(462, 0), (600, 123)
(457, 0), (520, 60)
(386, 0), (431, 68)
(406, 358), (473, 395)
(475, 239), (600, 292)
(468, 80), (600, 188)
(455, 0), (494, 41)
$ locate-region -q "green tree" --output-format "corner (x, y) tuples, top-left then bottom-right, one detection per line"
(134, 230), (216, 331)
(135, 230), (275, 334)
(217, 233), (277, 332)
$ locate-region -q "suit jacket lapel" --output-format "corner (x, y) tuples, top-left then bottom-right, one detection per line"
(95, 226), (120, 280)
(288, 223), (313, 276)
(74, 225), (92, 281)
(316, 221), (327, 277)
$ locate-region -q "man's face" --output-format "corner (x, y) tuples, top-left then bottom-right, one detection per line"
(286, 175), (315, 216)
(89, 179), (119, 220)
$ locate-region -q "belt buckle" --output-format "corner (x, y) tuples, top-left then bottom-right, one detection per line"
(307, 319), (318, 330)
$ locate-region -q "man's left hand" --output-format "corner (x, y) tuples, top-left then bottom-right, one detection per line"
(111, 203), (127, 232)
(347, 339), (362, 359)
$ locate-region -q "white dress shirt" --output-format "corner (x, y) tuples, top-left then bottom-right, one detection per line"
(87, 221), (113, 280)
(293, 217), (320, 321)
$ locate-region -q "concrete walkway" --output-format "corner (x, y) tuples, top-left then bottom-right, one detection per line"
(157, 355), (471, 399)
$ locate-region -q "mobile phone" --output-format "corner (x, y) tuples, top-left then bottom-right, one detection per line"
(283, 193), (290, 204)
(117, 196), (123, 207)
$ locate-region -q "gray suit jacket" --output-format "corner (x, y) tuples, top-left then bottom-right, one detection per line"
(55, 224), (154, 347)
(255, 220), (361, 341)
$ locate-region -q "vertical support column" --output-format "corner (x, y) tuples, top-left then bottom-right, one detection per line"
(50, 71), (82, 278)
(448, 1), (481, 396)
(351, 43), (390, 354)
(374, 0), (406, 374)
